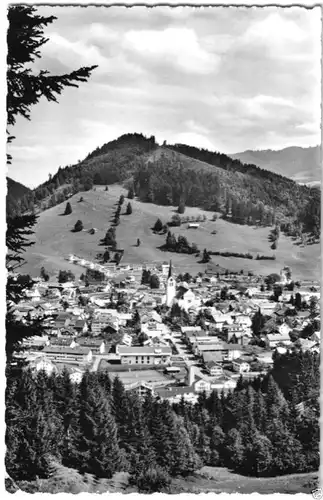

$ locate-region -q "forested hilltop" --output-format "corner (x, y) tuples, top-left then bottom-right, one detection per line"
(8, 133), (320, 237)
(6, 350), (319, 493)
(6, 177), (31, 218)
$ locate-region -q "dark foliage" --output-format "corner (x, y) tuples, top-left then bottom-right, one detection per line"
(85, 268), (106, 284)
(127, 186), (134, 199)
(6, 5), (95, 362)
(6, 214), (43, 360)
(58, 270), (75, 283)
(101, 227), (117, 248)
(256, 254), (276, 261)
(178, 200), (186, 214)
(162, 231), (199, 255)
(150, 274), (160, 289)
(73, 220), (83, 232)
(153, 218), (164, 232)
(64, 202), (72, 215)
(40, 266), (49, 281)
(210, 250), (253, 260)
(6, 351), (319, 487)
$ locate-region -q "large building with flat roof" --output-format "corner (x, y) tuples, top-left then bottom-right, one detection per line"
(116, 345), (172, 365)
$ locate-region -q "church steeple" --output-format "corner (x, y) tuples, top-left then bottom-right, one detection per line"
(168, 260), (173, 278)
(166, 260), (176, 307)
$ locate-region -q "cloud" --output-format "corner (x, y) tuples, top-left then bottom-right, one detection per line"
(244, 12), (306, 45)
(124, 27), (220, 74)
(8, 6), (321, 188)
(172, 132), (216, 151)
(41, 32), (106, 69)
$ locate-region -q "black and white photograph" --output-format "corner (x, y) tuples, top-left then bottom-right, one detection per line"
(5, 2), (321, 495)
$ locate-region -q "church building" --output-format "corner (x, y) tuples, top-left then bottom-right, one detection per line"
(163, 261), (201, 311)
(165, 260), (176, 307)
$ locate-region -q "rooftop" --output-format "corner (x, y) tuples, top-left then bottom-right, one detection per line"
(43, 346), (91, 355)
(117, 346), (172, 355)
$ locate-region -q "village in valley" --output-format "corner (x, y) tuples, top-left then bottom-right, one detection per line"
(5, 5), (321, 493)
(11, 254), (320, 403)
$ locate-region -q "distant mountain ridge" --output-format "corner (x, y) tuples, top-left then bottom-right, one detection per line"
(229, 146), (321, 186)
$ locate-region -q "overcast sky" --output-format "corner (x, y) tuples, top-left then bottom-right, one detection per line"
(8, 6), (321, 188)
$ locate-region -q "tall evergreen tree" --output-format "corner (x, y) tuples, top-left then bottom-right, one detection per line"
(69, 372), (125, 478)
(153, 218), (163, 232)
(223, 428), (245, 470)
(64, 202), (72, 215)
(247, 432), (273, 476)
(111, 377), (131, 450)
(40, 266), (50, 281)
(7, 6), (97, 155)
(73, 219), (83, 232)
(127, 186), (134, 199)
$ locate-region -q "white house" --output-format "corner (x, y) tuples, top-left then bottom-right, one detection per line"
(310, 331), (320, 343)
(155, 386), (199, 405)
(210, 377), (237, 392)
(56, 364), (84, 384)
(75, 338), (106, 354)
(24, 288), (41, 302)
(23, 335), (50, 348)
(256, 352), (274, 366)
(121, 333), (133, 346)
(181, 325), (203, 337)
(232, 314), (252, 335)
(28, 356), (57, 375)
(176, 287), (201, 312)
(278, 323), (292, 336)
(232, 358), (250, 373)
(226, 324), (245, 342)
(206, 361), (223, 377)
(141, 322), (170, 338)
(193, 377), (211, 393)
(186, 366), (211, 393)
(267, 333), (292, 348)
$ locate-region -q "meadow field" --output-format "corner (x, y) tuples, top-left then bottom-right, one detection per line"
(21, 184), (320, 281)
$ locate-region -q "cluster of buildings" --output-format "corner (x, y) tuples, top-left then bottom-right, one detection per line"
(11, 261), (320, 401)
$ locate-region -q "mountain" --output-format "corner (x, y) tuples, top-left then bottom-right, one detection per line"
(7, 177), (31, 200)
(6, 177), (32, 217)
(14, 133), (320, 240)
(229, 146), (321, 186)
(14, 133), (319, 279)
(31, 134), (315, 221)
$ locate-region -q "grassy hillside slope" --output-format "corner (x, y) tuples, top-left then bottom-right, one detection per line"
(21, 185), (320, 280)
(12, 467), (318, 494)
(171, 467), (318, 494)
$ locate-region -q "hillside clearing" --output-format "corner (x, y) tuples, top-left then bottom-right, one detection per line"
(170, 467), (318, 494)
(21, 184), (320, 280)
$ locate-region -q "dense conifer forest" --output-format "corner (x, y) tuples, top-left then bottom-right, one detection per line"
(6, 350), (319, 492)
